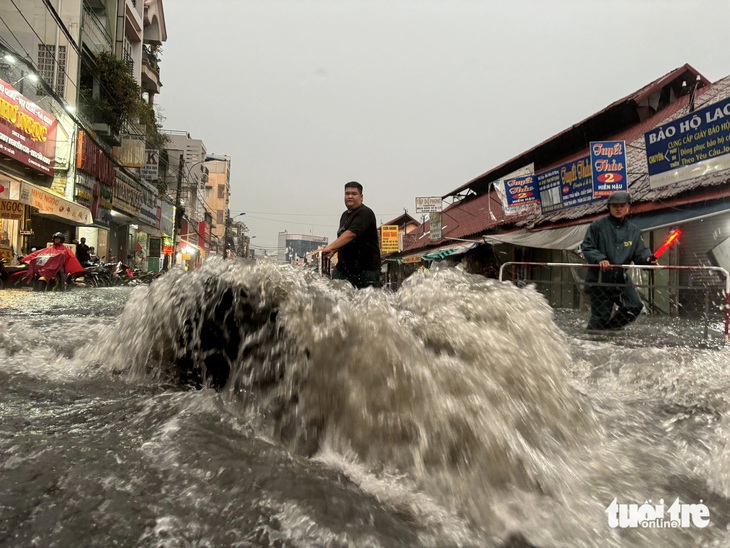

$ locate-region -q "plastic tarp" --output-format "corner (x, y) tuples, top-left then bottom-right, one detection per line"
(422, 241), (479, 261)
(482, 224), (590, 251)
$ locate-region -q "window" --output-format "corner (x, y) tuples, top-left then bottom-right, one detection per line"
(123, 37), (134, 72)
(205, 186), (212, 198)
(218, 184), (225, 199)
(216, 211), (224, 224)
(37, 44), (67, 95)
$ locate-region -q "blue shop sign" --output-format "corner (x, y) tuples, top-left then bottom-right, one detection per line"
(645, 96), (730, 189)
(590, 141), (627, 197)
(538, 156), (593, 214)
(504, 175), (538, 207)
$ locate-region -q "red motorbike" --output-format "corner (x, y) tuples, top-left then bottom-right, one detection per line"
(0, 256), (30, 289)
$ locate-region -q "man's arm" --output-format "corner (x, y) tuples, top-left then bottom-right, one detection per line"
(321, 230), (357, 259)
(633, 232), (657, 265)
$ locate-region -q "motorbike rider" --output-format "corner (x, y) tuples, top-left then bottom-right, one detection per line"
(22, 232), (84, 290)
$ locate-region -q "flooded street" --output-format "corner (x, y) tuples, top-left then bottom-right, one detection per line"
(1, 260), (730, 547)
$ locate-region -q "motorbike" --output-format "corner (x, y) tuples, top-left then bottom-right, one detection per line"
(0, 256), (30, 289)
(26, 253), (68, 291)
(111, 261), (137, 285)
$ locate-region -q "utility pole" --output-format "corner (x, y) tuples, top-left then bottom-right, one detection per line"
(223, 212), (246, 259)
(222, 212), (229, 259)
(171, 153), (184, 266)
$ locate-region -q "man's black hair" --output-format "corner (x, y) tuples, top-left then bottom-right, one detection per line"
(344, 181), (363, 193)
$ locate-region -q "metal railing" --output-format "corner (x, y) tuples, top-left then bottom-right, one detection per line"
(81, 4), (113, 55)
(499, 262), (730, 342)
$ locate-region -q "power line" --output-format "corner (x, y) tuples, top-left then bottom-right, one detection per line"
(40, 0), (81, 54)
(233, 211), (341, 217)
(7, 0), (85, 113)
(0, 13), (33, 61)
(244, 215), (333, 228)
(231, 210), (406, 219)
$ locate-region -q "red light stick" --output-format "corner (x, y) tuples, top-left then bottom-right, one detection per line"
(653, 229), (682, 259)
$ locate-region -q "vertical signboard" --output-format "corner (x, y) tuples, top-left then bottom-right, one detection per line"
(113, 170), (142, 217)
(381, 224), (399, 253)
(590, 141), (628, 197)
(430, 213), (442, 241)
(141, 149), (159, 181)
(645, 96), (730, 188)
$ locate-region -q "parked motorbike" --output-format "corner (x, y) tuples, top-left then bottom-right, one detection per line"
(0, 256), (30, 289)
(110, 261), (136, 285)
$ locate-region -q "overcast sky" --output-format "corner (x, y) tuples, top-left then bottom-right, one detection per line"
(157, 0), (729, 253)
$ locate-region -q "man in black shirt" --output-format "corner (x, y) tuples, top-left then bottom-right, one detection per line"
(321, 181), (381, 288)
(75, 237), (91, 265)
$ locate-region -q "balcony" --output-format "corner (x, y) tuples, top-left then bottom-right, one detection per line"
(81, 3), (113, 55)
(141, 45), (162, 95)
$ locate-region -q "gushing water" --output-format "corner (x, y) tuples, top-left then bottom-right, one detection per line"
(3, 259), (730, 546)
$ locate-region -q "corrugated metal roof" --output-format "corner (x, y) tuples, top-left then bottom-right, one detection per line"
(445, 64), (708, 198)
(522, 75), (730, 229)
(398, 191), (517, 253)
(388, 68), (729, 257)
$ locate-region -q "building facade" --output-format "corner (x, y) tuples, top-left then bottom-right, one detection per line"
(278, 232), (328, 264)
(204, 154), (231, 257)
(0, 0), (169, 271)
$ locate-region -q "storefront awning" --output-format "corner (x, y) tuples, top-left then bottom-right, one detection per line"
(422, 241), (479, 261)
(18, 181), (93, 226)
(632, 199), (730, 231)
(483, 224), (589, 251)
(482, 199), (730, 251)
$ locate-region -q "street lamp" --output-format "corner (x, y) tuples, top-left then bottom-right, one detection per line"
(223, 212), (246, 259)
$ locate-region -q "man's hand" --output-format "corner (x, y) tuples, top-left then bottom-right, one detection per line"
(321, 247), (335, 259)
(647, 254), (658, 265)
(598, 259), (611, 271)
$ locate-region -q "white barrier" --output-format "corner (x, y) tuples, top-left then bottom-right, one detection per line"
(499, 262), (730, 342)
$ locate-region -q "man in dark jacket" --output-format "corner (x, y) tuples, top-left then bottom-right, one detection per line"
(581, 191), (657, 330)
(321, 181), (381, 289)
(75, 237), (90, 264)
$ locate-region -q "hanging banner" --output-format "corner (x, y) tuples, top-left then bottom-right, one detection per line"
(198, 220), (210, 251)
(538, 156), (593, 214)
(0, 78), (58, 176)
(430, 213), (442, 241)
(113, 169), (141, 217)
(19, 182), (92, 224)
(76, 131), (115, 185)
(381, 224), (399, 252)
(138, 179), (160, 228)
(645, 96), (730, 189)
(504, 175), (539, 207)
(495, 164), (536, 217)
(590, 141), (628, 197)
(159, 200), (174, 236)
